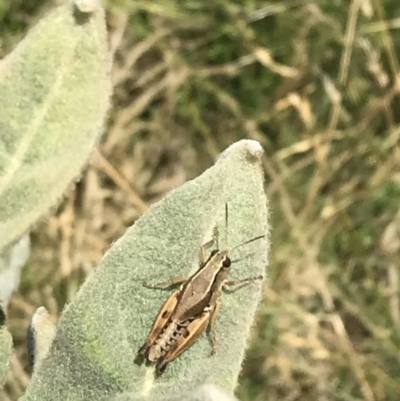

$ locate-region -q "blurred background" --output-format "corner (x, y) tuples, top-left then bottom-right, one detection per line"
(2, 0), (400, 400)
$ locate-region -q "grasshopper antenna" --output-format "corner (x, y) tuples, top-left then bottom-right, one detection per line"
(230, 235), (265, 254)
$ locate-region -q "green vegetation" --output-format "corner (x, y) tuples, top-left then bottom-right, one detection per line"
(19, 140), (268, 401)
(2, 0), (400, 400)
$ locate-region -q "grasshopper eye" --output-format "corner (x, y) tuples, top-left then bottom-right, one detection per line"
(222, 257), (231, 268)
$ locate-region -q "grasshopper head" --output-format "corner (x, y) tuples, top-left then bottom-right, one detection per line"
(210, 249), (231, 269)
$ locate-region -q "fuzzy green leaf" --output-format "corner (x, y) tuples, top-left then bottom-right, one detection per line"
(0, 307), (12, 390)
(22, 140), (269, 401)
(0, 0), (111, 252)
(110, 384), (239, 401)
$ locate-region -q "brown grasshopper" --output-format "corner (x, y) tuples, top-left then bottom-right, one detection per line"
(138, 204), (265, 373)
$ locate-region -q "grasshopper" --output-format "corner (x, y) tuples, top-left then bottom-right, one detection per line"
(138, 204), (265, 373)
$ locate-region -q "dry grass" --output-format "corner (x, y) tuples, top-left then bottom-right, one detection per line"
(2, 0), (400, 400)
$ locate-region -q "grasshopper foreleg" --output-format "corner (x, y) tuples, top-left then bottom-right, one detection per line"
(144, 276), (189, 289)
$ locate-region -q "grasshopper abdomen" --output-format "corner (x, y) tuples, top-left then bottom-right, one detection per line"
(147, 319), (191, 362)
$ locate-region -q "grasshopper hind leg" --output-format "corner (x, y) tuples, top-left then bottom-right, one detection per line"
(208, 298), (222, 355)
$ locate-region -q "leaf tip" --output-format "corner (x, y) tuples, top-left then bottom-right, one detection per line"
(27, 306), (57, 370)
(218, 139), (264, 163)
(73, 0), (102, 13)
